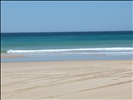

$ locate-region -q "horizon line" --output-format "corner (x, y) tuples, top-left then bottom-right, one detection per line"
(1, 30), (133, 34)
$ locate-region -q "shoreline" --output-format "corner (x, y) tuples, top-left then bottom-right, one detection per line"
(1, 54), (25, 58)
(1, 53), (132, 63)
(1, 60), (133, 99)
(1, 59), (133, 63)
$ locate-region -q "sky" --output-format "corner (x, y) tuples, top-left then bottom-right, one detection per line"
(1, 1), (133, 33)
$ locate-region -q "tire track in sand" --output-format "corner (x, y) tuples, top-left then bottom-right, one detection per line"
(2, 69), (132, 99)
(38, 80), (133, 99)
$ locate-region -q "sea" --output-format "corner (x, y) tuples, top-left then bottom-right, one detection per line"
(1, 31), (133, 62)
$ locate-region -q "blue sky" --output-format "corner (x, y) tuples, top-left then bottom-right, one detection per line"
(1, 1), (132, 33)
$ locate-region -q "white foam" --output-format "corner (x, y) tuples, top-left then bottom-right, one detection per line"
(7, 47), (133, 54)
(63, 52), (133, 55)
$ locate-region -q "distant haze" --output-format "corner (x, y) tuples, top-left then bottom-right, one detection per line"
(1, 1), (133, 33)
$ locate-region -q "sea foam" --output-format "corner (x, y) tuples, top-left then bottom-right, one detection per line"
(7, 47), (133, 54)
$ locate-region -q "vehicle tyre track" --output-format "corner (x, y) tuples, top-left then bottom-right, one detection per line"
(38, 80), (133, 99)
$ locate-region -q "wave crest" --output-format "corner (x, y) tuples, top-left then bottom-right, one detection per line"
(7, 47), (133, 54)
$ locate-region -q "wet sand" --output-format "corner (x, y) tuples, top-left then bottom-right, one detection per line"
(1, 54), (24, 58)
(1, 60), (133, 100)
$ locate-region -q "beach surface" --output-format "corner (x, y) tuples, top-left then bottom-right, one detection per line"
(1, 60), (133, 100)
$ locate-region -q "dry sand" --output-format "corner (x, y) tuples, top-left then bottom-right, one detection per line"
(1, 60), (133, 100)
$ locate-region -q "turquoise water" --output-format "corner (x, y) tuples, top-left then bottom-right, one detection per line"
(1, 31), (133, 62)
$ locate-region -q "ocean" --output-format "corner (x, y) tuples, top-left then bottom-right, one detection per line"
(1, 31), (133, 62)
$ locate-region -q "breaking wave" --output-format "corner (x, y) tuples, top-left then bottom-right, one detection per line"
(7, 47), (133, 54)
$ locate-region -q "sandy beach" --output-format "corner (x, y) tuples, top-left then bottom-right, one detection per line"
(1, 60), (133, 100)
